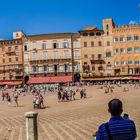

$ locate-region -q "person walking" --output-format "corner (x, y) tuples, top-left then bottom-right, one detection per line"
(7, 94), (11, 106)
(95, 99), (137, 140)
(80, 89), (84, 99)
(13, 92), (19, 107)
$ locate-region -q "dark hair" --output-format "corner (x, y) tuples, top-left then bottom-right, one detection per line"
(108, 99), (123, 116)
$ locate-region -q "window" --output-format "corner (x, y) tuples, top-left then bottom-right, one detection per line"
(84, 42), (87, 47)
(106, 52), (111, 57)
(32, 43), (36, 49)
(114, 61), (119, 66)
(15, 46), (18, 51)
(52, 42), (58, 48)
(107, 31), (109, 35)
(114, 37), (118, 43)
(63, 42), (69, 48)
(121, 61), (126, 65)
(54, 64), (59, 72)
(106, 24), (109, 30)
(16, 33), (19, 37)
(106, 65), (112, 70)
(73, 41), (80, 48)
(91, 41), (94, 47)
(135, 47), (139, 53)
(83, 63), (90, 72)
(16, 57), (18, 62)
(9, 41), (13, 45)
(9, 58), (12, 62)
(91, 54), (94, 59)
(43, 65), (48, 72)
(83, 33), (88, 36)
(64, 64), (70, 73)
(53, 51), (59, 59)
(127, 36), (131, 42)
(74, 50), (80, 58)
(32, 66), (38, 73)
(135, 60), (139, 65)
(120, 37), (124, 42)
(24, 53), (29, 60)
(98, 54), (102, 59)
(15, 40), (19, 44)
(1, 42), (5, 45)
(134, 35), (139, 41)
(120, 48), (126, 53)
(114, 49), (119, 54)
(127, 47), (132, 53)
(107, 41), (110, 46)
(84, 54), (88, 58)
(42, 43), (46, 50)
(8, 47), (11, 52)
(98, 41), (102, 46)
(42, 51), (47, 60)
(24, 45), (27, 51)
(89, 32), (94, 36)
(92, 66), (95, 71)
(96, 32), (101, 36)
(64, 50), (69, 58)
(32, 52), (37, 60)
(128, 60), (132, 65)
(3, 59), (5, 63)
(98, 66), (103, 71)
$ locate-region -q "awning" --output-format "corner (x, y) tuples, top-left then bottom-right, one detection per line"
(82, 76), (132, 81)
(0, 81), (22, 85)
(27, 76), (72, 84)
(132, 76), (140, 79)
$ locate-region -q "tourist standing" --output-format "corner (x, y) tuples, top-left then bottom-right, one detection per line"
(95, 99), (137, 140)
(13, 92), (19, 107)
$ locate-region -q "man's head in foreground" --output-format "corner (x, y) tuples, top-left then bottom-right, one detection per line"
(108, 99), (123, 116)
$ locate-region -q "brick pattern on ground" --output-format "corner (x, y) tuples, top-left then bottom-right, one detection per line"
(0, 85), (140, 140)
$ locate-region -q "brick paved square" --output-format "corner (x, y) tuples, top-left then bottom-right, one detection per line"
(0, 85), (140, 140)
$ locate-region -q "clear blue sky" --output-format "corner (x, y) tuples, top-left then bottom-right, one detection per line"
(0, 0), (140, 39)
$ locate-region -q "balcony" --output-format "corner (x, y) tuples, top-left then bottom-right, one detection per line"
(90, 57), (105, 64)
(29, 57), (72, 64)
(30, 71), (72, 77)
(6, 50), (16, 55)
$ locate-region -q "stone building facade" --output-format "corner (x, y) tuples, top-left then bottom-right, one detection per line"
(79, 18), (115, 80)
(113, 24), (140, 76)
(23, 33), (81, 83)
(0, 18), (140, 84)
(0, 31), (24, 84)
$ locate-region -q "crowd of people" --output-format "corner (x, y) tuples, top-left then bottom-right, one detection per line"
(0, 80), (139, 139)
(57, 87), (87, 102)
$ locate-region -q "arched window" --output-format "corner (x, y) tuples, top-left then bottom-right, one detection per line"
(107, 31), (109, 36)
(106, 24), (109, 30)
(83, 32), (88, 36)
(96, 32), (101, 36)
(89, 32), (95, 36)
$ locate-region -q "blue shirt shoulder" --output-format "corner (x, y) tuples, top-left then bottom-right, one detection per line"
(96, 116), (137, 140)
